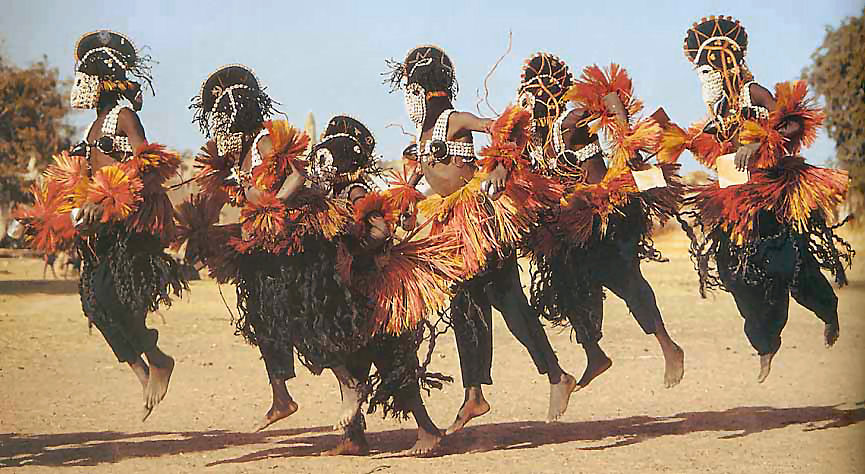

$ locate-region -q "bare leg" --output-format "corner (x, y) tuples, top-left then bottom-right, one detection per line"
(790, 248), (840, 348)
(402, 393), (443, 456)
(602, 263), (684, 389)
(576, 340), (613, 389)
(331, 365), (364, 431)
(128, 356), (150, 393)
(825, 323), (840, 348)
(445, 385), (490, 435)
(485, 260), (576, 423)
(653, 320), (685, 388)
(142, 346), (174, 421)
(321, 414), (370, 456)
(253, 379), (298, 432)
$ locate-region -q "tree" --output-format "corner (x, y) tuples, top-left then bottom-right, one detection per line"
(0, 54), (75, 196)
(804, 9), (865, 212)
(0, 53), (76, 242)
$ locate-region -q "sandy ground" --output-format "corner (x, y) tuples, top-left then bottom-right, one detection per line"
(0, 231), (863, 473)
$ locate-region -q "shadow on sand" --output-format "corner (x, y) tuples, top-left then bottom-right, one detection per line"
(1, 403), (862, 468)
(0, 280), (79, 296)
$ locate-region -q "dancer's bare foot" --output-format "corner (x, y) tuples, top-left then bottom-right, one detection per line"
(253, 399), (298, 432)
(662, 342), (685, 388)
(445, 387), (490, 435)
(576, 356), (612, 389)
(547, 372), (577, 422)
(142, 352), (174, 422)
(321, 434), (369, 456)
(825, 323), (839, 347)
(401, 427), (443, 457)
(758, 352), (776, 383)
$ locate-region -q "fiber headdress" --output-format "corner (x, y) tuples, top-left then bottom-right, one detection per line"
(190, 64), (277, 137)
(518, 52), (573, 128)
(385, 45), (458, 99)
(72, 30), (153, 108)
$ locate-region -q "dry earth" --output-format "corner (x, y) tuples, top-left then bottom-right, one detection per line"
(1, 231), (863, 473)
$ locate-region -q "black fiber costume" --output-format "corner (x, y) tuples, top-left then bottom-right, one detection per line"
(673, 16), (853, 357)
(531, 200), (664, 345)
(78, 223), (186, 363)
(451, 253), (562, 387)
(235, 252), (297, 381)
(692, 209), (849, 355)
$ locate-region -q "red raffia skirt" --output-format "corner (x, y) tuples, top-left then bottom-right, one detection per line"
(418, 168), (561, 281)
(684, 156), (853, 294)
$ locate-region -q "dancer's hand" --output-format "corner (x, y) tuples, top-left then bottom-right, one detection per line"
(602, 92), (628, 126)
(400, 212), (417, 231)
(275, 160), (306, 201)
(364, 212), (392, 248)
(734, 142), (760, 171)
(402, 143), (418, 162)
(77, 202), (103, 227)
(481, 163), (507, 200)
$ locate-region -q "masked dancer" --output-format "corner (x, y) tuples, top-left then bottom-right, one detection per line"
(182, 64), (314, 431)
(305, 115), (460, 455)
(664, 16), (852, 382)
(385, 45), (578, 433)
(518, 53), (686, 390)
(15, 30), (187, 420)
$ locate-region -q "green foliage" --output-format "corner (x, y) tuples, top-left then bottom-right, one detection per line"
(0, 54), (76, 199)
(805, 9), (865, 201)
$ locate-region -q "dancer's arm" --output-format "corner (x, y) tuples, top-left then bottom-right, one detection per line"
(734, 83), (802, 170)
(451, 112), (494, 134)
(459, 112), (502, 199)
(349, 186), (391, 246)
(602, 92), (629, 125)
(750, 83), (803, 139)
(118, 108), (147, 150)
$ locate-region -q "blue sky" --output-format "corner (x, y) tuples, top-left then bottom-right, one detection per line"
(2, 0), (861, 171)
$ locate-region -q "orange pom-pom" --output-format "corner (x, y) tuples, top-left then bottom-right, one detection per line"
(133, 142), (182, 185)
(253, 120), (310, 191)
(352, 191), (396, 237)
(238, 193), (287, 249)
(42, 152), (89, 209)
(194, 142), (240, 205)
(478, 105), (532, 173)
(87, 164), (144, 222)
(14, 181), (77, 254)
(383, 166), (425, 217)
(564, 63), (644, 135)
